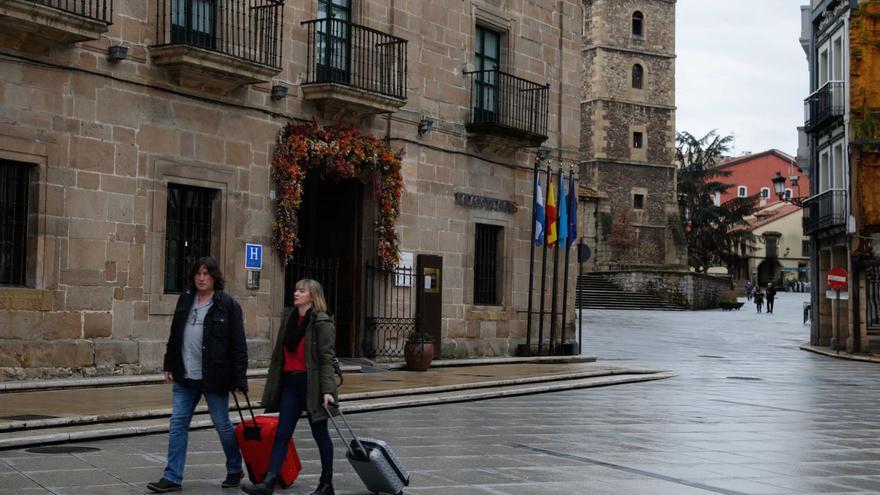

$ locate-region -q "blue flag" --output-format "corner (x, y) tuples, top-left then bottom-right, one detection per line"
(535, 176), (545, 246)
(567, 171), (577, 248)
(558, 172), (568, 247)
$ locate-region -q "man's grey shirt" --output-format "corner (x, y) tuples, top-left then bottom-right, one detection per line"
(182, 297), (213, 380)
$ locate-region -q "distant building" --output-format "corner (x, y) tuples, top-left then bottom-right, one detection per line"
(712, 150), (811, 287)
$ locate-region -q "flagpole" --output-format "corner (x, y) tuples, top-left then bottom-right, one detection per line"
(549, 168), (561, 355)
(525, 153), (541, 355)
(560, 169), (571, 350)
(537, 164), (551, 355)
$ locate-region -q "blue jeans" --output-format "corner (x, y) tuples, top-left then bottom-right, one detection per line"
(268, 372), (334, 478)
(163, 380), (242, 484)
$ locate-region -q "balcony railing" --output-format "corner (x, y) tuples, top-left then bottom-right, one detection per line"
(803, 188), (847, 235)
(154, 0), (284, 68)
(804, 81), (844, 132)
(465, 69), (549, 142)
(16, 0), (112, 23)
(302, 18), (408, 100)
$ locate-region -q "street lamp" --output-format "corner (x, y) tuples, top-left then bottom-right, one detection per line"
(771, 171), (806, 207)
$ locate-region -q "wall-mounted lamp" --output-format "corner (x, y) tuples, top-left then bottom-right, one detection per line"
(107, 45), (128, 62)
(270, 84), (288, 101)
(771, 171), (806, 207)
(417, 118), (434, 136)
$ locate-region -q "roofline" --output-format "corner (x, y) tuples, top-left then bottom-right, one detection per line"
(713, 149), (798, 171)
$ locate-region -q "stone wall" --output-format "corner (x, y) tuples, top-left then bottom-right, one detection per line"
(0, 0), (584, 378)
(604, 271), (734, 310)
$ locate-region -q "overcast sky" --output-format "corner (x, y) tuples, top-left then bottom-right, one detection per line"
(676, 0), (809, 157)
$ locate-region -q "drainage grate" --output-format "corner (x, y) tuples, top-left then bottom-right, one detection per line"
(1, 415), (58, 421)
(26, 446), (101, 454)
(726, 376), (763, 381)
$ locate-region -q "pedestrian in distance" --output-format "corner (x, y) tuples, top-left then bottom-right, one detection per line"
(148, 257), (248, 493)
(744, 280), (753, 301)
(754, 289), (764, 313)
(241, 279), (338, 495)
(766, 283), (777, 314)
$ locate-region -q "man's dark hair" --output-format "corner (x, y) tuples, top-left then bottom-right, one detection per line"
(188, 256), (225, 291)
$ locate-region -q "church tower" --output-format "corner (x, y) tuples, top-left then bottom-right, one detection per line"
(580, 0), (682, 267)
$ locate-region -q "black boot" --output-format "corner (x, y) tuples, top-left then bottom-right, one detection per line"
(309, 472), (334, 495)
(240, 472), (277, 495)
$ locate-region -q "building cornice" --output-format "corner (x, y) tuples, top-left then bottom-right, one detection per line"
(581, 97), (675, 111)
(581, 158), (676, 170)
(582, 44), (675, 59)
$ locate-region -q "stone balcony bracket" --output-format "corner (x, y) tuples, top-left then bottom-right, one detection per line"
(150, 44), (282, 95)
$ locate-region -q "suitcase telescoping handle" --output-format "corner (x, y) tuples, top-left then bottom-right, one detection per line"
(232, 391), (262, 441)
(324, 402), (369, 459)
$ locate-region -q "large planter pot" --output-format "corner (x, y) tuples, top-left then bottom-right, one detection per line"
(404, 341), (434, 371)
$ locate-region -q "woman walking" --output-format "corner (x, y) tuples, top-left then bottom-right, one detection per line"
(242, 279), (338, 495)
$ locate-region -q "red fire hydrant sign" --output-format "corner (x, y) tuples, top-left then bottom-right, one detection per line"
(827, 267), (848, 291)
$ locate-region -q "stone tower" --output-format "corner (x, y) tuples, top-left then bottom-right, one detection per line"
(580, 0), (683, 268)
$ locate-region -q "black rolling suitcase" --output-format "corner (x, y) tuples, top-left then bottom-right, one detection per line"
(325, 404), (410, 495)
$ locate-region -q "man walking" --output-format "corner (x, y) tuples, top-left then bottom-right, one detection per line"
(148, 257), (248, 493)
(766, 284), (777, 314)
(744, 280), (753, 302)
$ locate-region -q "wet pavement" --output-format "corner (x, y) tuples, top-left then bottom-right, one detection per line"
(4, 292), (880, 494)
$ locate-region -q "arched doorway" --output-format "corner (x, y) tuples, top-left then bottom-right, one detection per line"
(757, 259), (782, 287)
(284, 175), (363, 357)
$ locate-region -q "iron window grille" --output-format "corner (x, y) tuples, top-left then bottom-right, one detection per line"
(474, 224), (503, 306)
(164, 184), (217, 294)
(0, 160), (31, 287)
(154, 0), (284, 68)
(20, 0), (113, 24)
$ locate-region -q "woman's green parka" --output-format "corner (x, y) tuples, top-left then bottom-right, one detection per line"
(260, 310), (338, 422)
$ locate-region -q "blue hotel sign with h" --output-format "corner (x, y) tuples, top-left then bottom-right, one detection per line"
(245, 243), (263, 270)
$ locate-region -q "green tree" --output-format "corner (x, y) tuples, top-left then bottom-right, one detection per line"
(676, 131), (758, 273)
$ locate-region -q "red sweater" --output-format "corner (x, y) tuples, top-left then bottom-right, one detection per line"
(283, 314), (307, 372)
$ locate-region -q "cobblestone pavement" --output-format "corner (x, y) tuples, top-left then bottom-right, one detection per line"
(5, 292), (880, 494)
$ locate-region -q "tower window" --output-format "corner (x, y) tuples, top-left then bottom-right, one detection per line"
(632, 11), (644, 37)
(633, 193), (645, 210)
(633, 132), (643, 149)
(632, 64), (643, 89)
(738, 186), (748, 198)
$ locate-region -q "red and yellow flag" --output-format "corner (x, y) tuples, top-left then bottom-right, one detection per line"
(546, 176), (558, 247)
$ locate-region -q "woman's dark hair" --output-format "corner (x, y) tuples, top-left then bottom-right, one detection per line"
(187, 256), (225, 291)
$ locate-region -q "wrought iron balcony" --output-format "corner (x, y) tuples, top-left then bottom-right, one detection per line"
(150, 0), (283, 93)
(804, 81), (844, 132)
(465, 69), (549, 144)
(0, 0), (112, 46)
(803, 188), (847, 235)
(301, 18), (408, 114)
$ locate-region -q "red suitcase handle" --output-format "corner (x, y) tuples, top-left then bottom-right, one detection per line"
(232, 392), (262, 442)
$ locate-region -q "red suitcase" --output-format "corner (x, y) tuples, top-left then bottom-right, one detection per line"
(233, 393), (302, 488)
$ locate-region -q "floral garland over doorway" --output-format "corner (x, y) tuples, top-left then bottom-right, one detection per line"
(271, 121), (403, 270)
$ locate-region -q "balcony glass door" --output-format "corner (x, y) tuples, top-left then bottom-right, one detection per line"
(316, 0), (351, 83)
(172, 0), (216, 49)
(474, 26), (501, 123)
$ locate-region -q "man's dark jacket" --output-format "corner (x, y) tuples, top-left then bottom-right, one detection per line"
(163, 290), (248, 392)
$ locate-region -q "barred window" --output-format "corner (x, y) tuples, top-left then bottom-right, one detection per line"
(164, 184), (217, 293)
(474, 224), (503, 305)
(0, 160), (32, 286)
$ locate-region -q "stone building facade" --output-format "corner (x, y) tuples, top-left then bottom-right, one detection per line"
(0, 0), (584, 378)
(579, 0), (682, 270)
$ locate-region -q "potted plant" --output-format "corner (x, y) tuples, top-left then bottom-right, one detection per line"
(404, 330), (434, 371)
